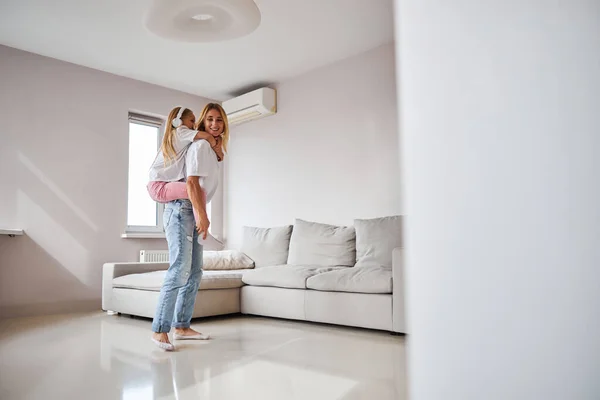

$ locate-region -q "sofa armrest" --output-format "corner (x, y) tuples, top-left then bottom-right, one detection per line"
(102, 262), (169, 311)
(392, 247), (406, 333)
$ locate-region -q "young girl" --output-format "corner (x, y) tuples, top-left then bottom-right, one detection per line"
(147, 106), (224, 217)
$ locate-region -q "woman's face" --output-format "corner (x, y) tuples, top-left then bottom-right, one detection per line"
(203, 109), (224, 137)
(181, 112), (196, 129)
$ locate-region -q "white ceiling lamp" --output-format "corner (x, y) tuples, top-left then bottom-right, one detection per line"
(144, 0), (261, 43)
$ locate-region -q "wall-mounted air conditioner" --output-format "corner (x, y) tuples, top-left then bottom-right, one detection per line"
(222, 87), (277, 126)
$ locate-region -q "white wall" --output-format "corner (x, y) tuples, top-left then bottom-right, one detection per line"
(224, 43), (401, 248)
(395, 1), (600, 399)
(0, 45), (216, 318)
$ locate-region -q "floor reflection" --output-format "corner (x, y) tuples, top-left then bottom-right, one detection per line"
(0, 312), (406, 400)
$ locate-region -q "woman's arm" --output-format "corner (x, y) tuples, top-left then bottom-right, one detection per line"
(186, 176), (210, 238)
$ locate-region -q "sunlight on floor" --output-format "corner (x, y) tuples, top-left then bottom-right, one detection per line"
(1, 313), (405, 400)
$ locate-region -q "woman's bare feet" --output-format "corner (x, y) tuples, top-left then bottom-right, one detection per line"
(151, 332), (175, 351)
(173, 327), (210, 340)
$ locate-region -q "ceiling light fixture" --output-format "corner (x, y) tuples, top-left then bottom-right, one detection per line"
(144, 0), (261, 43)
(191, 14), (214, 21)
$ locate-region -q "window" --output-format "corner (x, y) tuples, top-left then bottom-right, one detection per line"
(126, 113), (164, 234)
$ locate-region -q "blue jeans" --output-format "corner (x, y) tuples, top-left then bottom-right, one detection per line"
(152, 199), (203, 333)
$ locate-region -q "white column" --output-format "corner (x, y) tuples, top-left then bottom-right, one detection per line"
(394, 1), (600, 399)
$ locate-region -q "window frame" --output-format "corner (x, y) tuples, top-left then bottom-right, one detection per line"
(125, 112), (165, 235)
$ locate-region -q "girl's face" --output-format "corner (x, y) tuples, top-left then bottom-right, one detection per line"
(204, 109), (224, 136)
(181, 112), (196, 129)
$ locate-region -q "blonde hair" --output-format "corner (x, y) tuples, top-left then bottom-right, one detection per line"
(196, 103), (230, 153)
(161, 106), (193, 163)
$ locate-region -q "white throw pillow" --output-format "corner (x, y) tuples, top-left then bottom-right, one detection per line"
(354, 215), (402, 268)
(287, 219), (356, 267)
(201, 233), (225, 251)
(202, 250), (255, 271)
(241, 225), (293, 268)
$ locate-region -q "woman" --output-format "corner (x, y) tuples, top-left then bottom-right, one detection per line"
(151, 103), (229, 351)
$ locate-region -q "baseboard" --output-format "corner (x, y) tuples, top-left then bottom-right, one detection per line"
(0, 299), (100, 319)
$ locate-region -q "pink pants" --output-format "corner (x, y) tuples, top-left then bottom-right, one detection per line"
(147, 181), (188, 203)
(147, 181), (205, 222)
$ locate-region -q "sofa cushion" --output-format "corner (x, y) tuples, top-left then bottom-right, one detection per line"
(306, 266), (393, 294)
(203, 250), (255, 270)
(113, 269), (253, 291)
(287, 219), (356, 267)
(241, 265), (341, 289)
(354, 215), (402, 268)
(241, 225), (293, 268)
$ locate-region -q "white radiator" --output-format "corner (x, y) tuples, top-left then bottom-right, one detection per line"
(139, 250), (169, 263)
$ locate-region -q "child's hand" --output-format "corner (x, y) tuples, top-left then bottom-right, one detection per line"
(212, 137), (224, 161)
(206, 134), (217, 147)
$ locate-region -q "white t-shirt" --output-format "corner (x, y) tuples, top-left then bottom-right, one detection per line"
(185, 140), (220, 203)
(148, 126), (197, 182)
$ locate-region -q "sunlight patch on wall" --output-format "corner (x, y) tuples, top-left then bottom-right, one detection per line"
(17, 190), (92, 286)
(18, 153), (99, 232)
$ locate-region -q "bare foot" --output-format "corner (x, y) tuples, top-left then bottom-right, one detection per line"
(151, 332), (174, 351)
(173, 327), (210, 340)
(153, 332), (170, 342)
(174, 327), (201, 337)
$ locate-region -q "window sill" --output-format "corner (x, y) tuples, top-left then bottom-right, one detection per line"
(121, 232), (166, 239)
(0, 228), (24, 237)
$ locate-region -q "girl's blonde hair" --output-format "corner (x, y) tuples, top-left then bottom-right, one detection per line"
(196, 103), (230, 153)
(161, 106), (193, 163)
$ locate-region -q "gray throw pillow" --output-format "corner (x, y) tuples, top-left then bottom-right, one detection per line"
(241, 225), (293, 268)
(287, 219), (356, 267)
(354, 215), (403, 268)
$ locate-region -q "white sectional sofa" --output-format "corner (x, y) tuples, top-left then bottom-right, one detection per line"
(102, 216), (405, 333)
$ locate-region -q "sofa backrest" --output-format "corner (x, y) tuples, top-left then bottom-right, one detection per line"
(287, 219), (356, 267)
(354, 215), (403, 269)
(241, 225), (293, 268)
(240, 215), (402, 269)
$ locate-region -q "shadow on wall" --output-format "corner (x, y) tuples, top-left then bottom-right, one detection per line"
(0, 151), (149, 318)
(18, 152), (99, 232)
(16, 152), (98, 285)
(0, 234), (95, 318)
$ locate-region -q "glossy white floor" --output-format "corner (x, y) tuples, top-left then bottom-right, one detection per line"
(0, 312), (406, 400)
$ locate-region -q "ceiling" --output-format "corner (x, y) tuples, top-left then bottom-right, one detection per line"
(0, 0), (394, 100)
